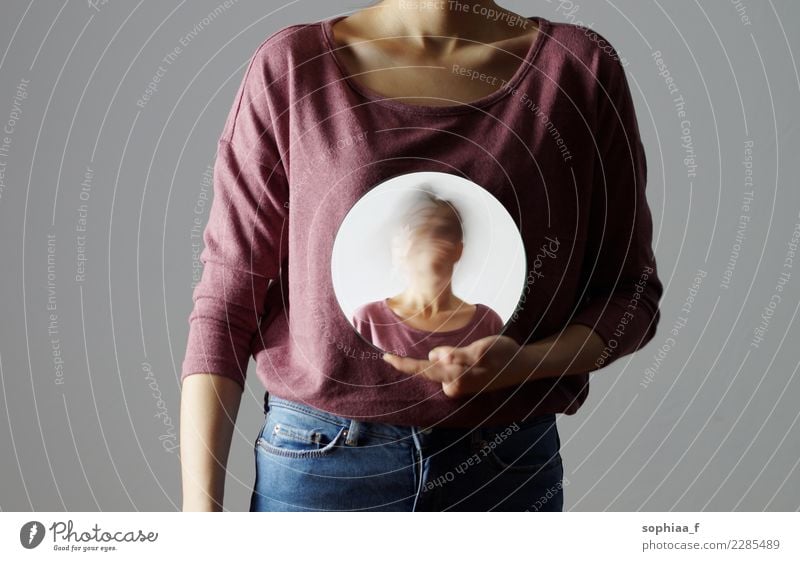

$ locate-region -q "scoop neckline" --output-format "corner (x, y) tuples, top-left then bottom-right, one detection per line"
(320, 14), (550, 116)
(381, 298), (483, 336)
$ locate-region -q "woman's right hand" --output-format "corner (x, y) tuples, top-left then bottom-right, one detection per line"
(180, 373), (242, 511)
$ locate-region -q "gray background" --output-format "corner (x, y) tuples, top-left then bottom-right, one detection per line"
(1, 0), (798, 511)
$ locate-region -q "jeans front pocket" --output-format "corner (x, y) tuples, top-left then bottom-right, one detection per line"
(256, 406), (347, 459)
(482, 414), (562, 474)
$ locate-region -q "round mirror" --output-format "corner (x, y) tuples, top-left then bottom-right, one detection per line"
(331, 171), (526, 359)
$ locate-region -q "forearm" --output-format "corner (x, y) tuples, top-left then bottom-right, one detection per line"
(180, 373), (242, 511)
(517, 324), (607, 383)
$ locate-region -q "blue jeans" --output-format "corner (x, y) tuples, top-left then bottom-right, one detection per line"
(249, 394), (564, 511)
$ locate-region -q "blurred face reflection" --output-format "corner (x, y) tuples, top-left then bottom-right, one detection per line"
(393, 204), (463, 278)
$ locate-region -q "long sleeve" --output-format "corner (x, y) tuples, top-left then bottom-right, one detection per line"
(568, 51), (663, 370)
(180, 41), (289, 390)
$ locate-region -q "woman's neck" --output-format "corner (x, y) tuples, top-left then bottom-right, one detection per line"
(372, 0), (517, 49)
(396, 277), (457, 316)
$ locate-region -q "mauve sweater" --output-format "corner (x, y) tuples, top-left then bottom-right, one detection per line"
(180, 15), (663, 427)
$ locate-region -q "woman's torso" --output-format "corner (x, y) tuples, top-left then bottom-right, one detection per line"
(249, 15), (609, 426)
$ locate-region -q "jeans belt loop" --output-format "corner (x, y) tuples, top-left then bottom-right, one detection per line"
(344, 418), (361, 446)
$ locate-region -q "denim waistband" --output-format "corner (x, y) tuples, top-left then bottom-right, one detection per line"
(264, 393), (556, 444)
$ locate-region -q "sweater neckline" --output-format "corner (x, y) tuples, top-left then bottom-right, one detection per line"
(319, 15), (550, 116)
(381, 298), (483, 336)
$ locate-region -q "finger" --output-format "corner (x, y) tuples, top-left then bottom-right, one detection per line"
(442, 380), (464, 398)
(428, 346), (457, 363)
(382, 353), (433, 378)
(429, 345), (472, 365)
(383, 353), (462, 383)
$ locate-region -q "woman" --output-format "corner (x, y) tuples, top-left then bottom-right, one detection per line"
(352, 188), (505, 359)
(180, 0), (663, 511)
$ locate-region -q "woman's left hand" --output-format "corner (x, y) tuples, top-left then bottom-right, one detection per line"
(382, 335), (533, 398)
